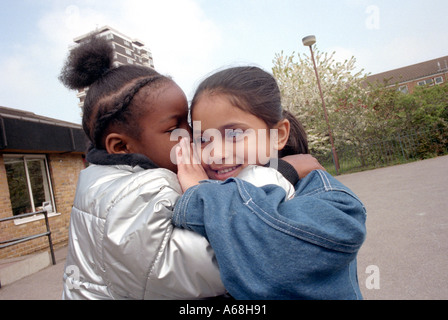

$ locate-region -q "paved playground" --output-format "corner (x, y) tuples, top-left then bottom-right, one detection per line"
(1, 155), (447, 300)
(338, 155), (448, 300)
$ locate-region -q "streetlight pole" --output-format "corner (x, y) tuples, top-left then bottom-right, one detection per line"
(302, 35), (340, 174)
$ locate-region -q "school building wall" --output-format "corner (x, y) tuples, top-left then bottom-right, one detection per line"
(0, 153), (85, 259)
(366, 55), (448, 94)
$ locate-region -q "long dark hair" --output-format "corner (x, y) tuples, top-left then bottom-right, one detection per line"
(191, 66), (309, 156)
(59, 33), (171, 149)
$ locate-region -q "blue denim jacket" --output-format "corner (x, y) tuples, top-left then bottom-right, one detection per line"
(173, 170), (366, 300)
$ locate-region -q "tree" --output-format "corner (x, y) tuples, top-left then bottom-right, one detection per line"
(272, 47), (369, 155)
(273, 47), (448, 168)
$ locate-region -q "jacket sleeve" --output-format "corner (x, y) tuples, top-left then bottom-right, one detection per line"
(173, 170), (367, 299)
(101, 170), (225, 299)
(172, 165), (295, 238)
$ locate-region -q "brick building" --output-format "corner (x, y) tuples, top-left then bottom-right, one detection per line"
(0, 106), (89, 259)
(366, 55), (448, 93)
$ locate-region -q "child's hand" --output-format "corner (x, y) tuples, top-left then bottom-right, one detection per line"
(176, 137), (208, 193)
(281, 154), (325, 179)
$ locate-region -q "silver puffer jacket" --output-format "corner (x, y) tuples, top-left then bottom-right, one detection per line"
(62, 153), (293, 300)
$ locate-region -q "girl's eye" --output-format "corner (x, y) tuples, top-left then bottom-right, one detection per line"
(194, 135), (212, 145)
(225, 129), (245, 141)
(165, 122), (180, 133)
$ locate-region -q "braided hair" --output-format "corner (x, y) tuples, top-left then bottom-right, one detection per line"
(59, 33), (171, 149)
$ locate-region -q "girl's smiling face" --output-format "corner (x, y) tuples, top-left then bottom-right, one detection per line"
(192, 93), (282, 180)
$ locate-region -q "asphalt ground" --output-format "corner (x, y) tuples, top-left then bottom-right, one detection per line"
(1, 155), (447, 300)
(338, 155), (448, 300)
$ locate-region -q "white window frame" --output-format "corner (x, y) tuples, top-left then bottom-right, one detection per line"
(435, 76), (444, 84)
(3, 154), (60, 225)
(398, 85), (409, 94)
(417, 80), (426, 86)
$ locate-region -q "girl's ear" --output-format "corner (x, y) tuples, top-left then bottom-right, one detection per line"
(273, 119), (290, 151)
(105, 133), (131, 154)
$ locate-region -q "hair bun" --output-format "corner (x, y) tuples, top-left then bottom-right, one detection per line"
(59, 33), (114, 90)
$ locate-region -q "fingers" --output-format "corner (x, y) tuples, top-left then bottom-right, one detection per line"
(191, 140), (202, 165)
(177, 137), (202, 165)
(176, 138), (188, 167)
(176, 145), (182, 165)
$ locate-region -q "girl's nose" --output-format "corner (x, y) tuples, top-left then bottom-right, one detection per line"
(203, 139), (233, 165)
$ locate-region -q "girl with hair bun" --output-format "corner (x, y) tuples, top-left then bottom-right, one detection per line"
(59, 34), (228, 299)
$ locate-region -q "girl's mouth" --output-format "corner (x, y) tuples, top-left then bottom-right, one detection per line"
(211, 164), (243, 180)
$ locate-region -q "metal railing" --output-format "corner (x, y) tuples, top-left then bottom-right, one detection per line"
(0, 210), (56, 265)
(315, 128), (448, 174)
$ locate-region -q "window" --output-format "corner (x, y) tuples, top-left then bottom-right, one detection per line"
(398, 85), (409, 94)
(418, 78), (434, 86)
(4, 155), (55, 216)
(435, 76), (444, 84)
(127, 58), (134, 64)
(125, 48), (132, 56)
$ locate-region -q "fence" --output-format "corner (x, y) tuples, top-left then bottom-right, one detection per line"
(0, 210), (56, 266)
(316, 129), (448, 175)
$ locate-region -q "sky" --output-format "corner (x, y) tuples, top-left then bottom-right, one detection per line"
(1, 0), (448, 125)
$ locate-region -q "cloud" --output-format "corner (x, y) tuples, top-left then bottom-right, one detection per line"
(37, 3), (111, 60)
(116, 0), (223, 96)
(327, 47), (356, 64)
(353, 33), (448, 75)
(0, 56), (42, 109)
(343, 0), (369, 6)
(37, 0), (223, 98)
(0, 0), (222, 124)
